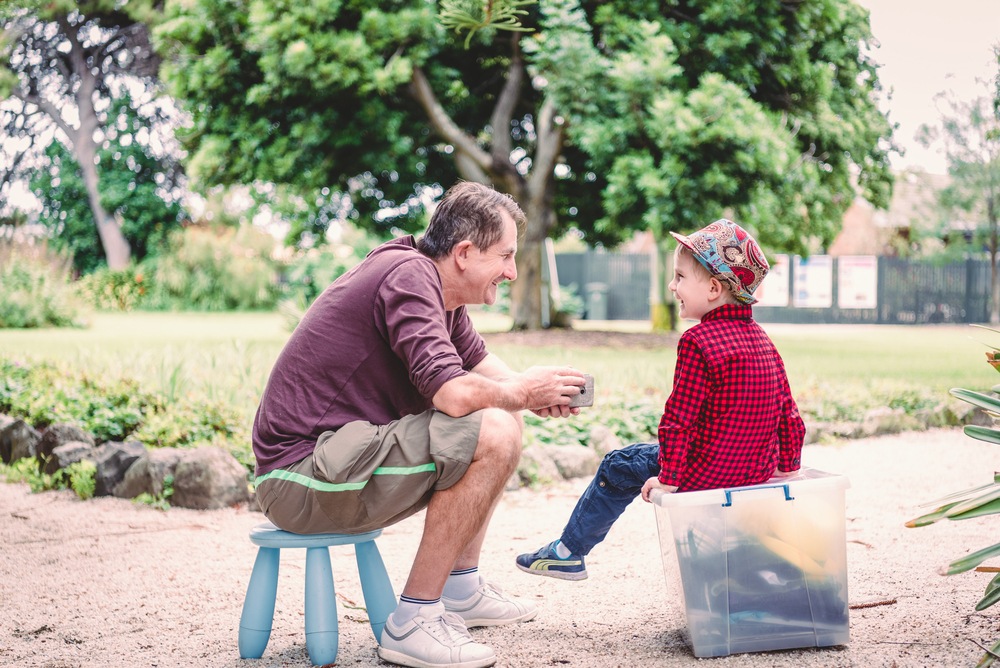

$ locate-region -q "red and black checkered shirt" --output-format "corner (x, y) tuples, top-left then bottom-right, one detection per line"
(658, 304), (804, 491)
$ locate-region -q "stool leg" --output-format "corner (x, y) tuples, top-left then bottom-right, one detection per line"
(239, 546), (280, 659)
(304, 546), (339, 666)
(355, 540), (396, 643)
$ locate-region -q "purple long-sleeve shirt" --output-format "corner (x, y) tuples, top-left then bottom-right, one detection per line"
(252, 236), (489, 476)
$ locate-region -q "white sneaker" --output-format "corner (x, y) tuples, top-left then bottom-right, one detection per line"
(442, 577), (538, 628)
(378, 602), (497, 668)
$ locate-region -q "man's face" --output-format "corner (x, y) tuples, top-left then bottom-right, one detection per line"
(464, 210), (518, 306)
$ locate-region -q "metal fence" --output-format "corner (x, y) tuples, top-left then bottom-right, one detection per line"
(554, 252), (651, 321)
(555, 252), (993, 324)
(754, 257), (991, 325)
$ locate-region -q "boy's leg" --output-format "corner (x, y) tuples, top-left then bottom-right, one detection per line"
(558, 442), (660, 556)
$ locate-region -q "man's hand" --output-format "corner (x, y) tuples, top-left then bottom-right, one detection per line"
(641, 477), (678, 503)
(530, 405), (581, 419)
(518, 366), (587, 411)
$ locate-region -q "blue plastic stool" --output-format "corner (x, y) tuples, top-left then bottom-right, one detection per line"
(238, 521), (396, 666)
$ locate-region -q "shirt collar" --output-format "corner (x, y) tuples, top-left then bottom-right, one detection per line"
(701, 303), (753, 323)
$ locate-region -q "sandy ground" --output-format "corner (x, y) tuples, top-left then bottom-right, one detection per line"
(3, 427), (1000, 668)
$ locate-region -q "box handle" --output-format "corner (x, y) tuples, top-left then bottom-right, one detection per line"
(722, 484), (795, 507)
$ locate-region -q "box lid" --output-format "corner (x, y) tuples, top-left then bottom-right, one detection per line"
(651, 467), (850, 508)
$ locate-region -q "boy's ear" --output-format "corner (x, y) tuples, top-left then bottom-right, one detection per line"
(708, 277), (728, 303)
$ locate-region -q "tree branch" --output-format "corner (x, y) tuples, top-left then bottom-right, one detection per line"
(10, 89), (77, 147)
(527, 96), (563, 197)
(489, 33), (524, 165)
(409, 66), (492, 174)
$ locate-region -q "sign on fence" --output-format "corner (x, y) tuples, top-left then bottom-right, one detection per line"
(837, 256), (878, 309)
(754, 254), (790, 307)
(793, 255), (833, 308)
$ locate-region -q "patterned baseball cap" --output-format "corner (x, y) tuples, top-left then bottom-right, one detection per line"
(670, 219), (769, 305)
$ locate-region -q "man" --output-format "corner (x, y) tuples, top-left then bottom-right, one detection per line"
(252, 181), (586, 668)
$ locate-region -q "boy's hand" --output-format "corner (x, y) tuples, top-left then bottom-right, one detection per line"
(771, 468), (800, 478)
(641, 477), (679, 503)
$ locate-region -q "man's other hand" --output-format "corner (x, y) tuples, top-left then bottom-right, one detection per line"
(519, 366), (586, 411)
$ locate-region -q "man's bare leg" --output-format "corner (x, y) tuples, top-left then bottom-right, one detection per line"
(401, 408), (521, 600)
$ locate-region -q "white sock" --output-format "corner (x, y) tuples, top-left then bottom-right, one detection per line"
(554, 540), (572, 559)
(442, 567), (480, 600)
(391, 595), (440, 625)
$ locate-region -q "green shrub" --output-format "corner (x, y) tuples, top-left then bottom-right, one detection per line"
(143, 225), (281, 311)
(76, 265), (149, 311)
(0, 357), (156, 439)
(65, 460), (97, 500)
(0, 237), (85, 328)
(278, 246), (365, 331)
(0, 456), (94, 499)
(133, 473), (173, 510)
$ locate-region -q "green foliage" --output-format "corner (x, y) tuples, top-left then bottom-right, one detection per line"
(0, 456), (94, 499)
(0, 356), (154, 439)
(142, 225), (282, 311)
(524, 394), (662, 448)
(76, 265), (149, 312)
(0, 237), (85, 328)
(156, 0), (892, 256)
(65, 459), (97, 500)
(439, 0), (536, 48)
(907, 325), (1000, 667)
(30, 94), (184, 274)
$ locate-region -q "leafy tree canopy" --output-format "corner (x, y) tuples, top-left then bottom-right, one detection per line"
(155, 0), (895, 325)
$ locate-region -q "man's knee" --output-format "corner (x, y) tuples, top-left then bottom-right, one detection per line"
(475, 408), (522, 470)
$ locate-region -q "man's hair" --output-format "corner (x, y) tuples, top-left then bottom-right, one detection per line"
(417, 182), (526, 259)
(675, 245), (737, 304)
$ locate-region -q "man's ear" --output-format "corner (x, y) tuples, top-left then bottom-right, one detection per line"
(452, 240), (475, 270)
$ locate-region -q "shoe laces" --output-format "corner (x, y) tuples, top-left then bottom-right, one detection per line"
(418, 610), (474, 646)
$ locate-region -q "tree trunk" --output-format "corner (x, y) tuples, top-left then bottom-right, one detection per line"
(409, 37), (565, 330)
(45, 14), (134, 270)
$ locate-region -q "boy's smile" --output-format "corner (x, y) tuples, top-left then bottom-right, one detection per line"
(669, 252), (724, 321)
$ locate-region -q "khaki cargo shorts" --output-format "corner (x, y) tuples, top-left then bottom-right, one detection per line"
(254, 408), (483, 535)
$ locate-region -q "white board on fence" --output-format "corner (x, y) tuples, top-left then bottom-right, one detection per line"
(793, 255), (833, 308)
(837, 256), (878, 309)
(753, 254), (790, 307)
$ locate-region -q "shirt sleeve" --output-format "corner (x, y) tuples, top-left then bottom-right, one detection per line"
(777, 369), (806, 471)
(376, 260), (470, 399)
(448, 305), (489, 370)
(658, 335), (710, 485)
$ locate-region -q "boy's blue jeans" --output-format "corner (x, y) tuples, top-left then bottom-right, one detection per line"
(559, 442), (660, 556)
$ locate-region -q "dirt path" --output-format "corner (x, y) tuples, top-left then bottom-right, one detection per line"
(2, 428), (999, 668)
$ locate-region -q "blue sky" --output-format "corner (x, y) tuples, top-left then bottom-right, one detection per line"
(858, 0), (1000, 174)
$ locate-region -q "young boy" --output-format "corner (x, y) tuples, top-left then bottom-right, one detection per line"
(516, 219), (805, 580)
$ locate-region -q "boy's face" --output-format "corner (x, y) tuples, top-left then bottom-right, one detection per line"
(669, 251), (721, 321)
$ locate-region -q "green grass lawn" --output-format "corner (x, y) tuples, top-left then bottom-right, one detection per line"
(1, 312), (995, 419)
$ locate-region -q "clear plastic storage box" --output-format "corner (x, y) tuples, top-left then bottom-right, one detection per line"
(651, 468), (851, 657)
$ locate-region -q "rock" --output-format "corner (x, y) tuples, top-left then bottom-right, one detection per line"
(171, 447), (251, 510)
(45, 442), (96, 475)
(92, 441), (148, 497)
(517, 445), (563, 487)
(37, 423), (95, 468)
(504, 471), (521, 492)
(113, 448), (183, 499)
(802, 421), (824, 445)
(1, 419), (41, 463)
(543, 444), (601, 479)
(588, 425), (623, 457)
(861, 407), (925, 437)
